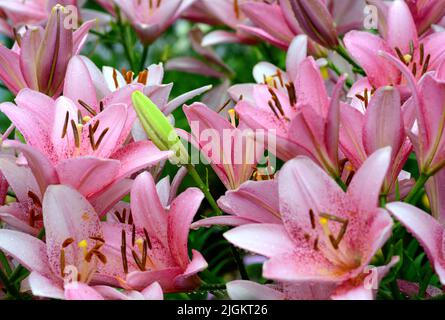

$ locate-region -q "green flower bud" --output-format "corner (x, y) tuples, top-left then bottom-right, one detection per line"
(132, 91), (189, 165)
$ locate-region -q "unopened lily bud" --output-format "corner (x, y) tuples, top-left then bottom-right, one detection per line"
(290, 0), (339, 49)
(132, 91), (189, 165)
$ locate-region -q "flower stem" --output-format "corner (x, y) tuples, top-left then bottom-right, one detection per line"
(115, 7), (137, 71)
(185, 164), (222, 215)
(404, 173), (430, 204)
(139, 44), (149, 73)
(231, 246), (249, 280)
(327, 60), (353, 88)
(334, 44), (365, 76)
(0, 267), (20, 299)
(0, 251), (12, 275)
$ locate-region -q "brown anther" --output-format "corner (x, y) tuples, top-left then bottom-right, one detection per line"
(78, 100), (97, 116)
(355, 94), (365, 102)
(217, 99), (231, 113)
(99, 101), (104, 112)
(70, 120), (80, 149)
(309, 209), (316, 229)
(412, 62), (417, 77)
(60, 249), (66, 277)
(28, 191), (42, 208)
(29, 208), (35, 227)
(421, 54), (431, 75)
(92, 250), (107, 264)
(128, 210), (133, 225)
(122, 208), (127, 224)
(114, 210), (124, 223)
(395, 47), (408, 66)
(131, 224), (136, 247)
(409, 40), (414, 57)
(345, 170), (355, 186)
(88, 125), (95, 149)
(234, 0), (240, 19)
(62, 238), (75, 248)
(142, 240), (148, 267)
(92, 119), (100, 134)
(143, 228), (152, 250)
(276, 69), (284, 87)
(121, 230), (128, 274)
(313, 237), (319, 251)
(94, 128), (109, 150)
(285, 82), (297, 106)
(77, 110), (82, 124)
(419, 43), (425, 66)
(61, 111), (69, 139)
(89, 236), (105, 244)
(112, 69), (119, 89)
(268, 101), (280, 119)
(137, 70), (149, 84)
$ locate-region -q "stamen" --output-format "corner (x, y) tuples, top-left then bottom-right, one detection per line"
(78, 100), (97, 116)
(62, 238), (75, 248)
(122, 208), (127, 223)
(28, 191), (42, 208)
(319, 213), (349, 250)
(29, 208), (35, 227)
(60, 249), (66, 277)
(412, 62), (417, 77)
(70, 120), (80, 149)
(276, 69), (284, 87)
(88, 124), (95, 149)
(99, 101), (104, 112)
(285, 82), (297, 106)
(128, 210), (133, 225)
(309, 209), (315, 229)
(268, 101), (280, 119)
(121, 230), (128, 274)
(112, 69), (119, 89)
(114, 210), (124, 223)
(421, 54), (431, 75)
(92, 120), (100, 134)
(131, 250), (145, 271)
(313, 237), (319, 251)
(143, 228), (152, 250)
(132, 224), (136, 247)
(217, 99), (231, 113)
(61, 111), (69, 139)
(94, 128), (110, 150)
(92, 250), (107, 264)
(395, 47), (408, 66)
(419, 43), (425, 66)
(234, 0), (240, 19)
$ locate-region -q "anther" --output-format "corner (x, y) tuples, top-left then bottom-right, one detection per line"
(70, 120), (80, 149)
(78, 100), (97, 116)
(94, 128), (110, 150)
(121, 230), (128, 274)
(61, 111), (69, 139)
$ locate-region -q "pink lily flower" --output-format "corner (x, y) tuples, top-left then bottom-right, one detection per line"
(289, 0), (338, 49)
(0, 0), (71, 29)
(0, 5), (94, 96)
(117, 172), (208, 293)
(236, 56), (346, 177)
(225, 147), (398, 299)
(197, 0), (259, 47)
(192, 179), (280, 229)
(340, 86), (413, 196)
(183, 102), (265, 190)
(114, 0), (196, 44)
(387, 202), (445, 285)
(0, 88), (171, 217)
(344, 0), (445, 89)
(371, 0), (445, 35)
(0, 185), (163, 300)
